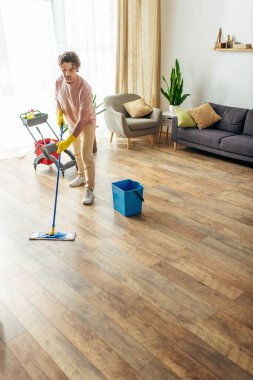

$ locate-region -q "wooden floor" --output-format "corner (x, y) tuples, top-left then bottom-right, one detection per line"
(0, 135), (253, 380)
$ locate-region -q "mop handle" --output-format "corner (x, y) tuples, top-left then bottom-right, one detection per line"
(51, 125), (63, 234)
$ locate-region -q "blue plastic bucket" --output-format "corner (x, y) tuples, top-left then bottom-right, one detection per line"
(112, 179), (144, 217)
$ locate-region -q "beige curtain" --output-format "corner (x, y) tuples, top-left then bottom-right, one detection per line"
(116, 0), (161, 107)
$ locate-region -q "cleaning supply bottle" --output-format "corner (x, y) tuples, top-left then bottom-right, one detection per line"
(30, 109), (35, 119)
(26, 109), (35, 119)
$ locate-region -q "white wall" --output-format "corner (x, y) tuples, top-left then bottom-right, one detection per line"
(161, 0), (253, 111)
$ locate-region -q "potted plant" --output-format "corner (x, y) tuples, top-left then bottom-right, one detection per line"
(161, 59), (190, 113)
(92, 94), (106, 115)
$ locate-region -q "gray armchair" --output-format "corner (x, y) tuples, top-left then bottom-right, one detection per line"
(103, 94), (162, 149)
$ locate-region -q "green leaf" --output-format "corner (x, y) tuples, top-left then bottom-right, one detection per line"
(95, 102), (103, 109)
(96, 108), (106, 115)
(92, 94), (106, 115)
(162, 75), (170, 91)
(161, 87), (170, 102)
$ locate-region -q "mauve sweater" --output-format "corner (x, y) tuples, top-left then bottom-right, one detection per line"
(55, 74), (96, 130)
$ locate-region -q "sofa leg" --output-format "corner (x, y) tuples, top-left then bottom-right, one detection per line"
(127, 138), (132, 150)
(110, 132), (114, 143)
(174, 142), (177, 150)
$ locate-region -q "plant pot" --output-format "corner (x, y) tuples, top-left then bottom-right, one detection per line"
(169, 104), (174, 113)
(169, 105), (180, 114)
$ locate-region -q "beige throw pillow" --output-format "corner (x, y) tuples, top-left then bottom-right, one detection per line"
(123, 98), (153, 118)
(187, 103), (222, 129)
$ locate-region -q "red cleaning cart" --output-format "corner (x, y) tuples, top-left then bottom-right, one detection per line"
(20, 110), (76, 176)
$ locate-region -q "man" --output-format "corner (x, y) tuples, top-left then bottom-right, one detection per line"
(55, 51), (96, 205)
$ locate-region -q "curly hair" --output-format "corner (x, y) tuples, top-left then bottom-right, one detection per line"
(58, 51), (81, 71)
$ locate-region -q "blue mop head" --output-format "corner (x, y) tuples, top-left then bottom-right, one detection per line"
(30, 232), (76, 241)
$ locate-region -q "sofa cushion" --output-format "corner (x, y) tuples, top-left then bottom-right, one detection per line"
(123, 98), (153, 118)
(220, 134), (253, 157)
(243, 110), (253, 136)
(210, 103), (248, 133)
(187, 103), (221, 129)
(177, 127), (236, 149)
(174, 107), (196, 127)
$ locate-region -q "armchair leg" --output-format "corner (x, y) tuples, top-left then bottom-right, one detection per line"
(110, 132), (114, 143)
(149, 135), (156, 147)
(158, 127), (162, 143)
(174, 142), (177, 150)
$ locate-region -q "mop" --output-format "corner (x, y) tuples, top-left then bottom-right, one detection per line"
(30, 125), (76, 241)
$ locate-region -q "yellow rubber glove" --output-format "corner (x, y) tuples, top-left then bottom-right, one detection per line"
(56, 134), (76, 153)
(56, 109), (65, 128)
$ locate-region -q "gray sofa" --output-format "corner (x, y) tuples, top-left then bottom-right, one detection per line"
(171, 103), (253, 164)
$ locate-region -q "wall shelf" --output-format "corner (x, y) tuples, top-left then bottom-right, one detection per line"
(212, 48), (253, 52)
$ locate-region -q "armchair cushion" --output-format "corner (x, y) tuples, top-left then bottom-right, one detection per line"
(126, 118), (158, 131)
(123, 98), (153, 118)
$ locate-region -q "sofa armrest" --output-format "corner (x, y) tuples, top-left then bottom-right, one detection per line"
(171, 116), (179, 142)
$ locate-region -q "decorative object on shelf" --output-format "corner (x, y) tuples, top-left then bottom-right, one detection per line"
(214, 27), (222, 49)
(233, 42), (252, 49)
(161, 59), (190, 114)
(226, 35), (231, 48)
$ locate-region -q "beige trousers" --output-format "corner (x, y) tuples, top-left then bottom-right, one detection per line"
(70, 123), (96, 190)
